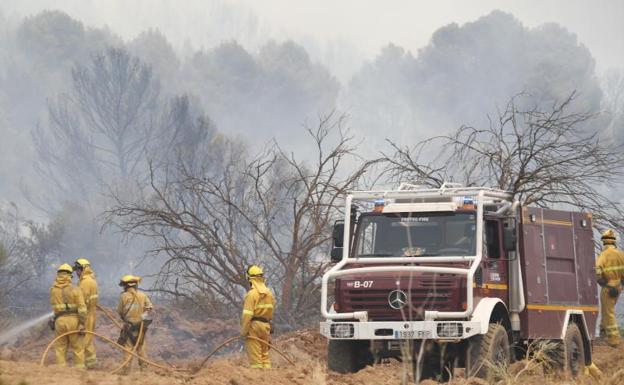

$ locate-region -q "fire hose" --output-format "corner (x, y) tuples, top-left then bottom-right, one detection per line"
(40, 331), (294, 374)
(190, 335), (295, 375)
(41, 306), (295, 374)
(96, 304), (123, 329)
(40, 329), (185, 372)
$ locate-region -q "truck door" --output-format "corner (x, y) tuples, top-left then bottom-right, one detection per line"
(482, 219), (508, 303)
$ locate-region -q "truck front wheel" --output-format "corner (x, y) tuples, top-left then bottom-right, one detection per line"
(327, 340), (373, 373)
(415, 341), (455, 383)
(466, 323), (510, 381)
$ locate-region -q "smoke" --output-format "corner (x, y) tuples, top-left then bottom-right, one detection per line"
(0, 1), (620, 320)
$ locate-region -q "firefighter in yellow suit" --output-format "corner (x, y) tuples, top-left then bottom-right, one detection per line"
(117, 275), (153, 373)
(49, 263), (87, 368)
(241, 265), (275, 368)
(596, 229), (624, 347)
(73, 258), (98, 368)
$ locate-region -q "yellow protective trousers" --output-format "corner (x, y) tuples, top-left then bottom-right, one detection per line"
(121, 326), (147, 373)
(84, 311), (97, 366)
(54, 314), (85, 368)
(245, 320), (271, 368)
(600, 285), (621, 346)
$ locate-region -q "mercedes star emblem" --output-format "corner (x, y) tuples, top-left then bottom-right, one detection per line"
(388, 290), (408, 309)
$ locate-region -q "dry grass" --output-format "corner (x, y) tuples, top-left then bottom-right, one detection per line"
(4, 327), (624, 385)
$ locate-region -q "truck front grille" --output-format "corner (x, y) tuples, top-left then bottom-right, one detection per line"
(341, 278), (459, 321)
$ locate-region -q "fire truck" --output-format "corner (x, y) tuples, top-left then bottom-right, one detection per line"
(320, 184), (598, 381)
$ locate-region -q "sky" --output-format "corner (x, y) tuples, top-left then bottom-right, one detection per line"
(1, 0), (622, 77)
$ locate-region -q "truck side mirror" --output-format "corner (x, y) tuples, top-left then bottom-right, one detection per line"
(330, 221), (345, 262)
(503, 228), (517, 253)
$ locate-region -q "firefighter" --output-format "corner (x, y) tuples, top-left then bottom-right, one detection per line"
(49, 263), (87, 368)
(73, 258), (98, 368)
(116, 275), (153, 373)
(595, 229), (624, 347)
(241, 265), (275, 369)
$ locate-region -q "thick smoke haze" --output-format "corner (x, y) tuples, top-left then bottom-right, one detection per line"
(3, 0), (624, 76)
(0, 1), (622, 320)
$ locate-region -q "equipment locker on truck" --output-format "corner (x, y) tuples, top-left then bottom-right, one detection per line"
(320, 183), (598, 381)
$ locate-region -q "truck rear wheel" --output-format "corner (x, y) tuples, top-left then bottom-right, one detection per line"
(327, 340), (373, 373)
(552, 323), (585, 377)
(466, 323), (510, 380)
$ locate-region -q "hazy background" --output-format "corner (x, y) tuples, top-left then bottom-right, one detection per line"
(4, 0), (624, 77)
(0, 0), (622, 317)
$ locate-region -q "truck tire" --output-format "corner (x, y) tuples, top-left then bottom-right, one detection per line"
(415, 342), (454, 383)
(552, 323), (585, 377)
(466, 323), (510, 380)
(327, 340), (373, 373)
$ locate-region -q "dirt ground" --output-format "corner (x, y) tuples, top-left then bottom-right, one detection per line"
(2, 310), (624, 385)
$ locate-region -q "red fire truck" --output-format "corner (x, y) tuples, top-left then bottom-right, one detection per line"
(320, 184), (597, 381)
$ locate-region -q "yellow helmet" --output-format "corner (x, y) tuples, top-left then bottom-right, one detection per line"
(57, 263), (73, 274)
(247, 265), (264, 278)
(119, 274), (141, 287)
(73, 258), (90, 270)
(602, 229), (617, 245)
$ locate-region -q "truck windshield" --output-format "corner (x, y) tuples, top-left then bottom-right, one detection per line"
(354, 212), (476, 257)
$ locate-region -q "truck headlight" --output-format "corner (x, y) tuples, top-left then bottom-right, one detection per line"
(330, 323), (354, 338)
(437, 322), (463, 338)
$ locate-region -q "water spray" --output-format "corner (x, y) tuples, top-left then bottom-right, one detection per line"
(0, 311), (53, 345)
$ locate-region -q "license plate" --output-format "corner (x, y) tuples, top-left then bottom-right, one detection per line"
(395, 330), (414, 339)
(394, 330), (431, 339)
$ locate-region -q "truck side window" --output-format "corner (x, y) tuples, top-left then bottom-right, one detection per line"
(485, 220), (500, 259)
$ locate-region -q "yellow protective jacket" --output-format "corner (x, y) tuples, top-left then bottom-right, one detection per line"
(240, 277), (275, 336)
(595, 245), (624, 286)
(117, 287), (153, 324)
(79, 267), (98, 313)
(50, 272), (87, 324)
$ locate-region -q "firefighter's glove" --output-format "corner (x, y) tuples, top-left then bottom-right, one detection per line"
(77, 325), (86, 336)
(47, 317), (55, 331)
(608, 286), (619, 298)
(597, 278), (607, 287)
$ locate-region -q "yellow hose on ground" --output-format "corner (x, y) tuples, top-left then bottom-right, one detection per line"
(40, 330), (187, 373)
(41, 331), (294, 375)
(190, 335), (295, 375)
(92, 305), (294, 370)
(192, 336), (240, 373)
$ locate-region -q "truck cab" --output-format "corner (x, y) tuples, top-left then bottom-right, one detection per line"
(320, 184), (597, 381)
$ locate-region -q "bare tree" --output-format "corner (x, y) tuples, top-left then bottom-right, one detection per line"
(108, 113), (374, 326)
(32, 48), (215, 206)
(0, 204), (64, 302)
(385, 93), (624, 232)
(32, 47), (160, 202)
(27, 47), (216, 284)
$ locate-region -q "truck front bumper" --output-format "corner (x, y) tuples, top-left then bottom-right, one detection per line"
(320, 320), (482, 340)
